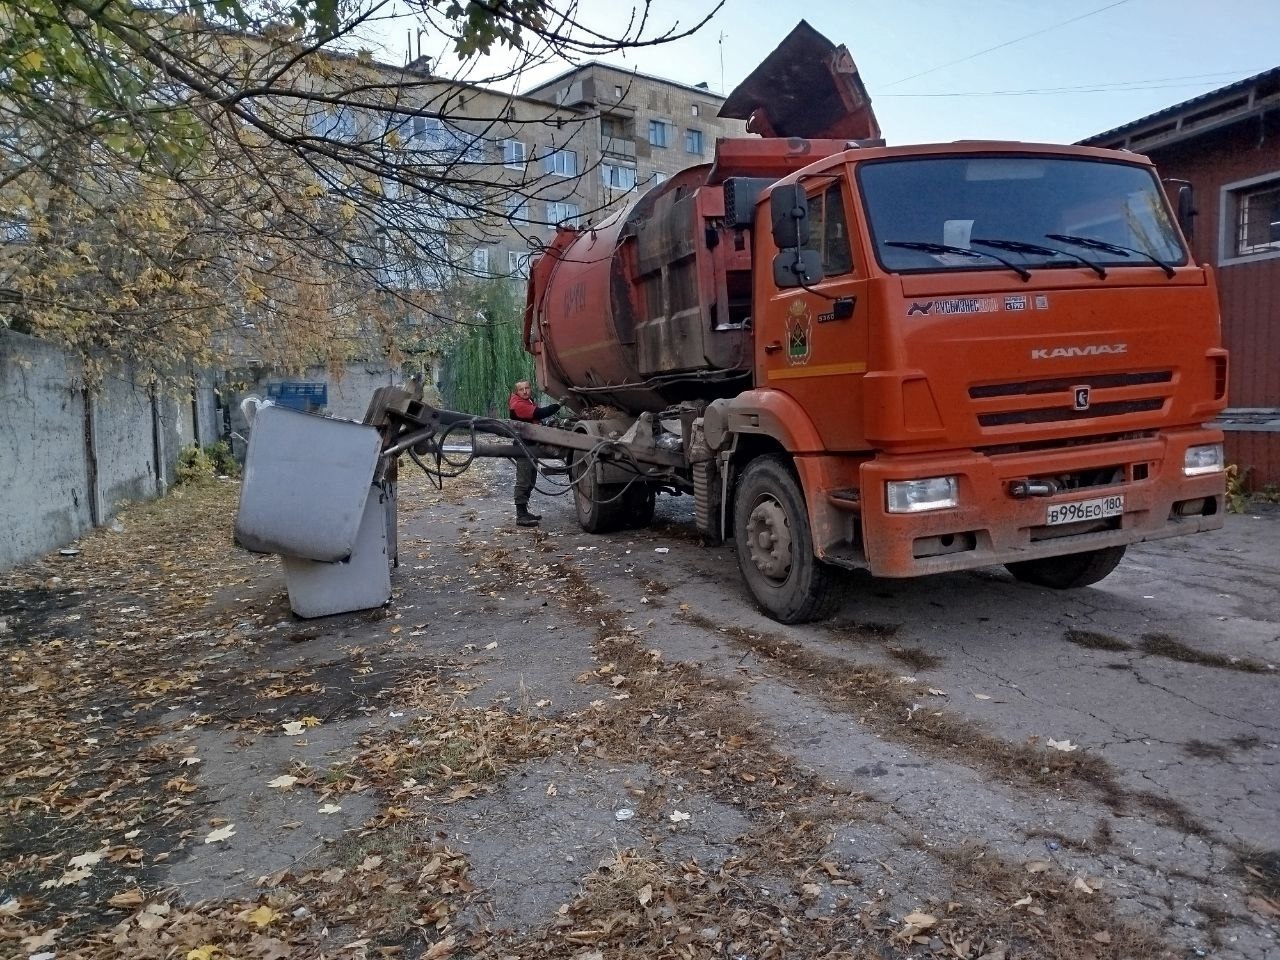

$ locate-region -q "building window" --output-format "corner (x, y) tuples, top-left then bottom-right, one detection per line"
(614, 85), (623, 99)
(649, 120), (671, 148)
(1223, 176), (1280, 260)
(472, 247), (490, 275)
(309, 105), (357, 140)
(691, 104), (700, 117)
(651, 171), (668, 186)
(504, 194), (529, 223)
(544, 148), (578, 177)
(601, 162), (637, 192)
(503, 140), (526, 169)
(508, 251), (531, 278)
(546, 201), (581, 226)
(685, 128), (703, 154)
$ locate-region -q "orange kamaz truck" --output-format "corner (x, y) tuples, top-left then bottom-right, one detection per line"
(514, 22), (1228, 622)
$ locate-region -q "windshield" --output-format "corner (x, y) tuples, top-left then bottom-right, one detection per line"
(858, 155), (1188, 276)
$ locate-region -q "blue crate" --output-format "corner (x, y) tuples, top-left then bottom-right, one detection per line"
(265, 381), (328, 411)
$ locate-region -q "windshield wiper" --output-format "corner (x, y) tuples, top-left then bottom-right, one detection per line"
(885, 240), (1031, 281)
(1045, 233), (1175, 279)
(970, 237), (1106, 279)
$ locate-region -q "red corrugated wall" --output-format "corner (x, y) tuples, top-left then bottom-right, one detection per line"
(1149, 121), (1280, 488)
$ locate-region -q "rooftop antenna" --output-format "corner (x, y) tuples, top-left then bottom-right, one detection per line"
(718, 31), (725, 95)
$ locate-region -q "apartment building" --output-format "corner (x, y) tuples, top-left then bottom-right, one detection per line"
(479, 62), (748, 279)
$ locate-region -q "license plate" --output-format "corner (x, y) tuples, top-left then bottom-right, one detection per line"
(1045, 494), (1124, 526)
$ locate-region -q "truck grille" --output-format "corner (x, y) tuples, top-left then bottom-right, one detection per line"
(970, 371), (1172, 428)
(970, 370), (1172, 399)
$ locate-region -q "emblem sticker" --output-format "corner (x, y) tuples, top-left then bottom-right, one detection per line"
(786, 299), (812, 365)
(1004, 295), (1027, 311)
(1034, 294), (1049, 310)
(905, 297), (999, 317)
(1072, 385), (1091, 411)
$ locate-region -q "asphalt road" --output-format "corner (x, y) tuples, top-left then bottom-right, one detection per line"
(394, 460), (1279, 957)
(32, 463), (1269, 958)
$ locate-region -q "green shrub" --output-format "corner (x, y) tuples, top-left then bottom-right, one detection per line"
(204, 440), (241, 477)
(176, 444), (216, 485)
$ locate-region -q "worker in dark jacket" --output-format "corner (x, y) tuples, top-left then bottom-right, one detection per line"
(508, 380), (562, 526)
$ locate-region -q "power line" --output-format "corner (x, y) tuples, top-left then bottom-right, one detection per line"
(879, 69), (1268, 98)
(883, 0), (1133, 88)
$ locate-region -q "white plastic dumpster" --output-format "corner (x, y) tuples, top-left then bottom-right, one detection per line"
(234, 405), (392, 617)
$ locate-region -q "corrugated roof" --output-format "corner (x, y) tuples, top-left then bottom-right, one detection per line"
(1080, 66), (1280, 146)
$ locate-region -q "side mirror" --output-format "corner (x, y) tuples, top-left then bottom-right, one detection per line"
(1176, 183), (1196, 241)
(770, 183), (810, 250)
(773, 248), (824, 289)
(1165, 178), (1196, 241)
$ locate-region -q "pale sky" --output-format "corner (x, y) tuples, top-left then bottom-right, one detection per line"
(364, 0), (1280, 145)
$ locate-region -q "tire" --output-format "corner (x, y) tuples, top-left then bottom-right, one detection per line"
(732, 455), (844, 624)
(1005, 545), (1127, 589)
(622, 483), (656, 529)
(570, 450), (627, 534)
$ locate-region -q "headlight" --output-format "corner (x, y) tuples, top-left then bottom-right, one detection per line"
(886, 477), (959, 513)
(1183, 443), (1224, 476)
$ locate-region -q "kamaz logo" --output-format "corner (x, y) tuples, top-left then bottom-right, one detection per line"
(1031, 343), (1127, 360)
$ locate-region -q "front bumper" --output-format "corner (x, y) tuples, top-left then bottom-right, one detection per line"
(856, 427), (1226, 578)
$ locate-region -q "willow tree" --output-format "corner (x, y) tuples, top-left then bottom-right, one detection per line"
(438, 278), (533, 415)
(0, 0), (723, 378)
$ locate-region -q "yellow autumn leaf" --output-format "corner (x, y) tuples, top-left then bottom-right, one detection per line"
(19, 49), (45, 71)
(301, 715), (322, 728)
(187, 946), (221, 960)
(245, 905), (280, 927)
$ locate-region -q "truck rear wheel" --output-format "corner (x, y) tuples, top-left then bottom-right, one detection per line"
(1005, 545), (1127, 589)
(732, 455), (843, 624)
(570, 451), (627, 534)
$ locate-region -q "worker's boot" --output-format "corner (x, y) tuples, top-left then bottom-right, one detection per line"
(516, 505), (541, 527)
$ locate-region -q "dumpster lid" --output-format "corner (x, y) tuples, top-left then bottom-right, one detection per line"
(719, 20), (881, 142)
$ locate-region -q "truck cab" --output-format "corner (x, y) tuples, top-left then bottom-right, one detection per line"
(713, 140), (1227, 620)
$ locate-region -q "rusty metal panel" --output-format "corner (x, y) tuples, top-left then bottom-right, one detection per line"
(719, 20), (880, 141)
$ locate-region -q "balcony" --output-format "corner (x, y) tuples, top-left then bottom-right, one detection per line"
(601, 135), (637, 160)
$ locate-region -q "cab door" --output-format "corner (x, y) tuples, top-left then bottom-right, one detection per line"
(760, 178), (870, 452)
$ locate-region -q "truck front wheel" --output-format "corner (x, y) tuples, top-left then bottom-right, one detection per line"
(732, 456), (843, 624)
(1005, 545), (1127, 589)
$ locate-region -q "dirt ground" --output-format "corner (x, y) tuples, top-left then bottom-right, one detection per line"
(2, 461), (1277, 960)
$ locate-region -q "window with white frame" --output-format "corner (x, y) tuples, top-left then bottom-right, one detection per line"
(472, 247), (490, 275)
(544, 148), (578, 177)
(685, 128), (703, 154)
(650, 171), (668, 186)
(504, 194), (530, 223)
(503, 139), (527, 169)
(601, 162), (637, 192)
(546, 201), (581, 225)
(309, 105), (357, 140)
(1223, 175), (1280, 260)
(649, 119), (671, 148)
(691, 104), (700, 117)
(508, 250), (531, 278)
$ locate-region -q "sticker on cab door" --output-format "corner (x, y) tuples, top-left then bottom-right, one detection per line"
(905, 297), (1000, 316)
(786, 300), (812, 365)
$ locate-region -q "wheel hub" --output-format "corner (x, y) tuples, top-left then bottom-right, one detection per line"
(745, 497), (792, 581)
